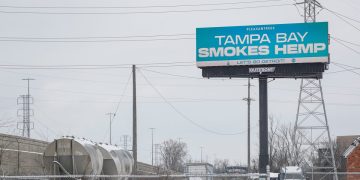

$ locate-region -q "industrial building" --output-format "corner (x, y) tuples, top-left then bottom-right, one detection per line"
(341, 136), (360, 180)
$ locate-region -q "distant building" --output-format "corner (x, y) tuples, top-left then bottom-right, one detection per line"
(185, 163), (214, 180)
(337, 136), (360, 161)
(311, 135), (360, 180)
(225, 166), (247, 174)
(341, 136), (360, 180)
(336, 136), (360, 171)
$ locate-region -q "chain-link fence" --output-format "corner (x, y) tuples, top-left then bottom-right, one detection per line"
(305, 171), (360, 180)
(1, 172), (360, 180)
(0, 174), (270, 180)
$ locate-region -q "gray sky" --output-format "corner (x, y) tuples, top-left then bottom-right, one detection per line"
(0, 0), (359, 165)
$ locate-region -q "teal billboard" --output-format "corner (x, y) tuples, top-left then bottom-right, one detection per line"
(196, 22), (329, 67)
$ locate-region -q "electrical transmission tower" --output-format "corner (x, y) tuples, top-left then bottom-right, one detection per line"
(17, 78), (35, 138)
(294, 1), (338, 179)
(121, 135), (131, 150)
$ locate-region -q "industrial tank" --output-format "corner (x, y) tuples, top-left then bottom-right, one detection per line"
(43, 137), (103, 179)
(97, 143), (134, 179)
(43, 137), (134, 180)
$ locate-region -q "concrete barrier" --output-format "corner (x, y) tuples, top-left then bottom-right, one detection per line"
(0, 133), (48, 176)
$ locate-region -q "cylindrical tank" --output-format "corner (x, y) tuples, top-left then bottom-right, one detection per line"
(43, 137), (134, 180)
(43, 137), (103, 179)
(97, 143), (134, 179)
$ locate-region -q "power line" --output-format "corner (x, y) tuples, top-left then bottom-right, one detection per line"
(326, 69), (360, 74)
(101, 71), (131, 143)
(332, 37), (360, 55)
(292, 2), (303, 17)
(333, 63), (360, 77)
(0, 81), (132, 97)
(331, 36), (360, 47)
(0, 61), (193, 67)
(10, 95), (360, 104)
(140, 68), (247, 81)
(113, 72), (132, 120)
(325, 7), (360, 33)
(0, 0), (285, 9)
(331, 62), (360, 77)
(32, 104), (66, 136)
(0, 69), (132, 85)
(32, 116), (61, 138)
(0, 37), (195, 43)
(0, 65), (131, 70)
(0, 69), (251, 87)
(138, 69), (249, 136)
(0, 33), (194, 40)
(332, 62), (360, 70)
(140, 68), (204, 80)
(326, 62), (360, 74)
(0, 61), (194, 69)
(269, 99), (360, 107)
(325, 8), (360, 24)
(0, 3), (293, 15)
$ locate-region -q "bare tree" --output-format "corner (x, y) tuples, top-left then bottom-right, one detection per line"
(160, 139), (188, 173)
(268, 116), (278, 171)
(251, 158), (259, 172)
(267, 117), (305, 172)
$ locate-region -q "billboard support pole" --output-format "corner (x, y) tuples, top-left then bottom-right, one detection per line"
(259, 76), (269, 174)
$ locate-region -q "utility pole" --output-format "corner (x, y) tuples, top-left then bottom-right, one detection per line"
(106, 113), (115, 144)
(243, 78), (254, 173)
(18, 78), (35, 138)
(149, 128), (155, 166)
(132, 65), (137, 175)
(294, 1), (338, 180)
(200, 146), (204, 163)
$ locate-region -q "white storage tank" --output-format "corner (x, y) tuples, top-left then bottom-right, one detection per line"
(97, 143), (134, 179)
(43, 137), (134, 180)
(43, 137), (103, 179)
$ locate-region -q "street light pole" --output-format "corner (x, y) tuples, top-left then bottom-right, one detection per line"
(106, 113), (115, 144)
(200, 146), (204, 163)
(149, 128), (155, 166)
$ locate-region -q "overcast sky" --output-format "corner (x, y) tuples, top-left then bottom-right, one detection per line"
(0, 0), (359, 165)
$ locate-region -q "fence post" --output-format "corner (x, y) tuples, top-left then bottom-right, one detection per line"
(266, 165), (270, 180)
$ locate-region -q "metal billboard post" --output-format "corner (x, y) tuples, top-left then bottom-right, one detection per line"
(259, 76), (269, 175)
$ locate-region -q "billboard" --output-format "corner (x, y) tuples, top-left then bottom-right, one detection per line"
(196, 22), (329, 67)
